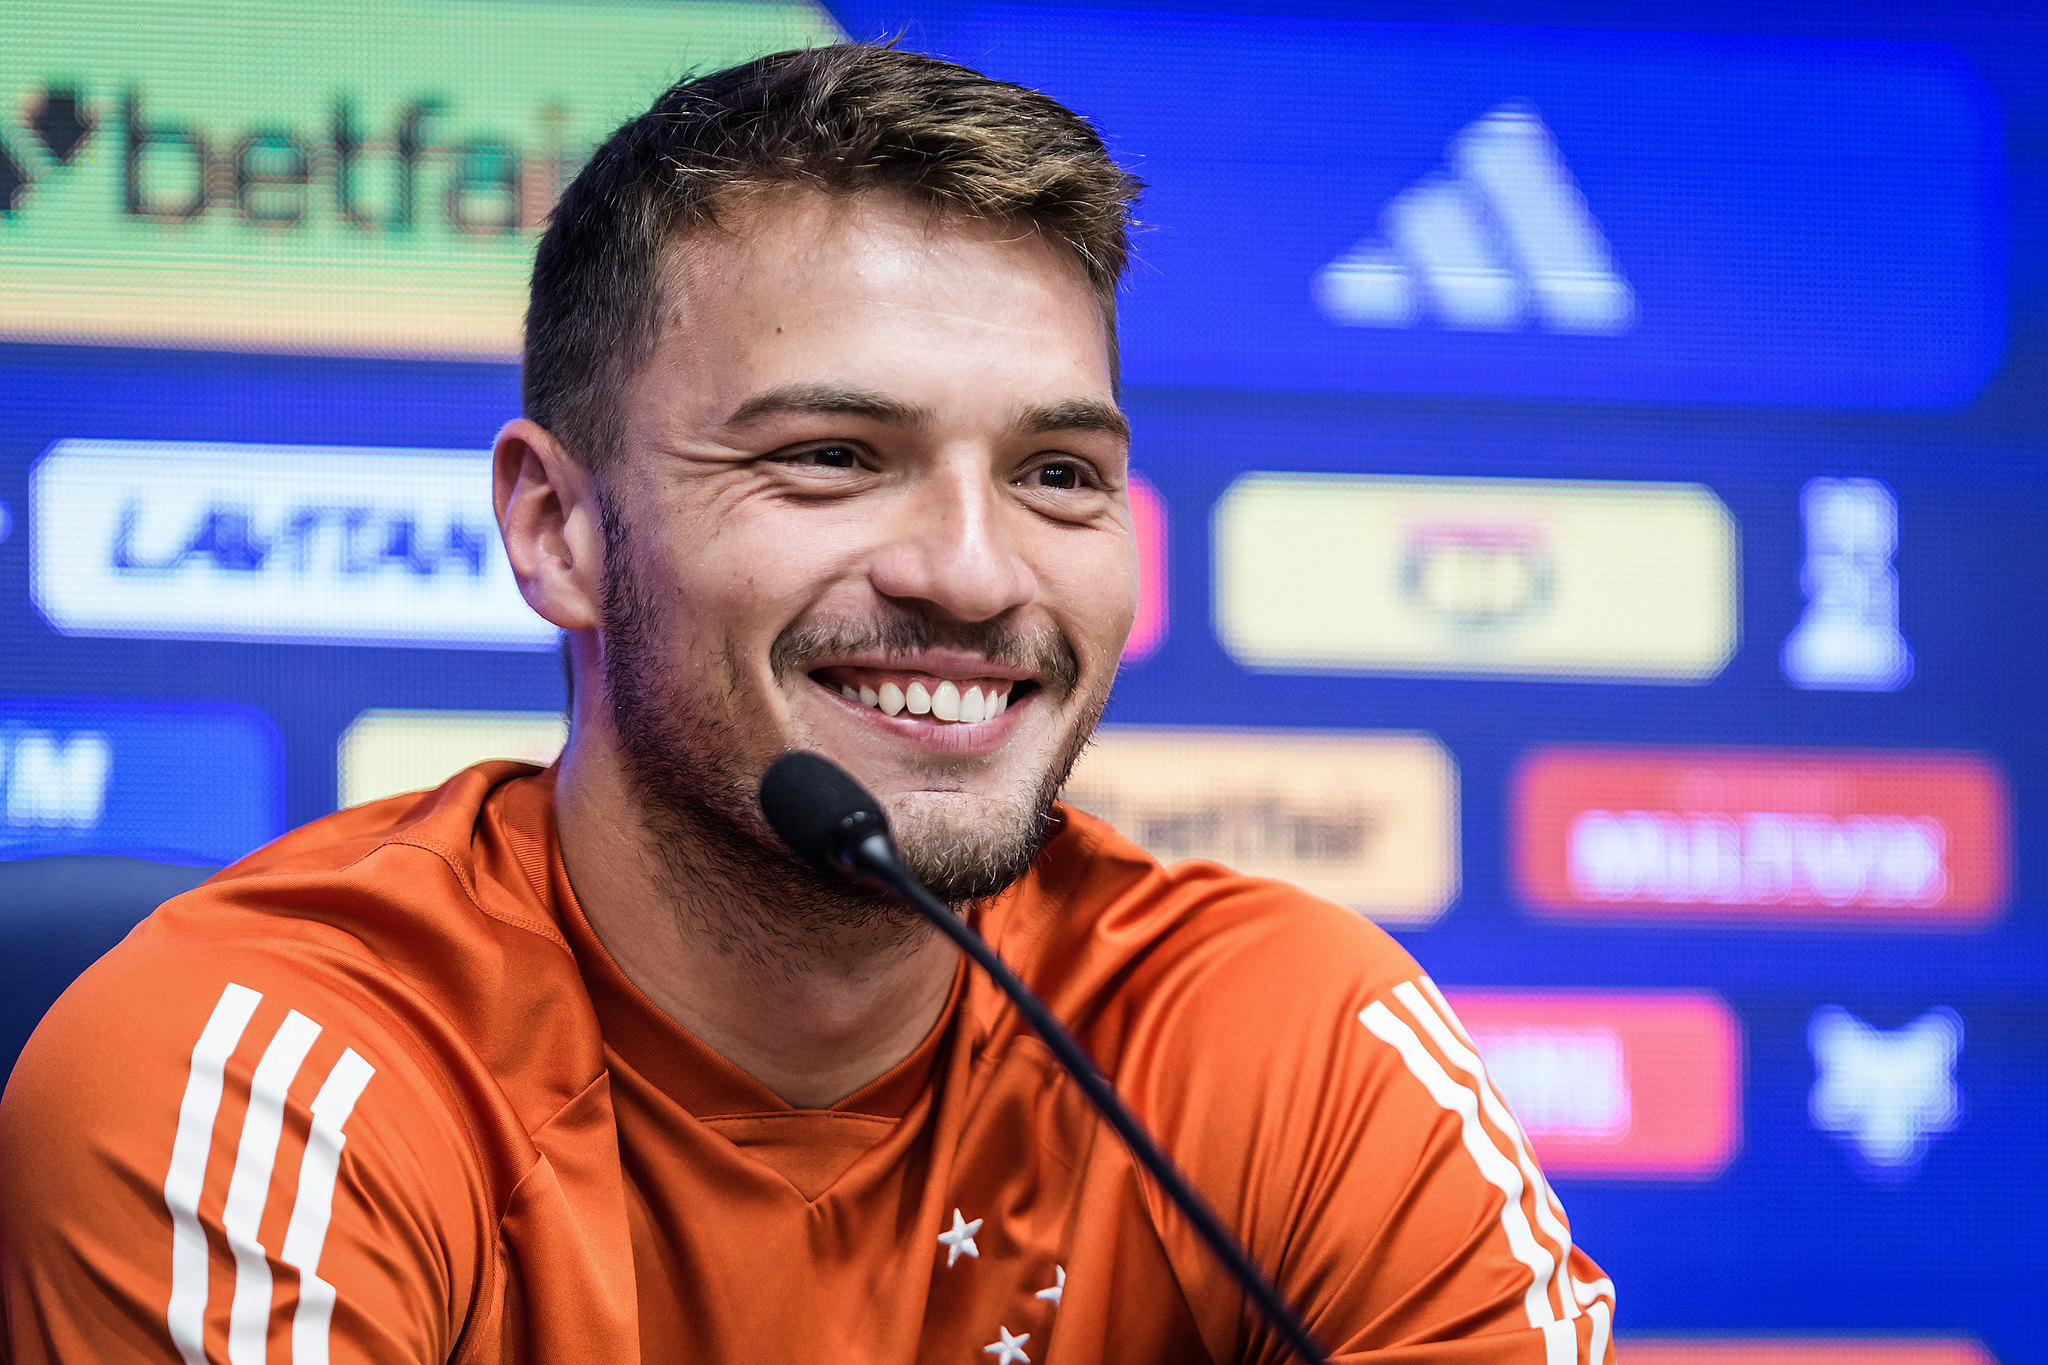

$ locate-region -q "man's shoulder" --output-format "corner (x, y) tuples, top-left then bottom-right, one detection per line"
(168, 758), (566, 954)
(220, 758), (547, 884)
(3, 760), (598, 1154)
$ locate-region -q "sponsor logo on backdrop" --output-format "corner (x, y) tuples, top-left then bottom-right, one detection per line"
(339, 709), (567, 808)
(1446, 990), (1741, 1179)
(966, 14), (2000, 405)
(1809, 1005), (1962, 1180)
(1314, 104), (1634, 335)
(1122, 475), (1168, 663)
(1474, 1027), (1631, 1141)
(1213, 473), (1737, 681)
(0, 87), (90, 212)
(31, 440), (555, 649)
(0, 699), (281, 864)
(1514, 747), (2008, 925)
(1059, 728), (1458, 926)
(1619, 1339), (1997, 1365)
(0, 0), (838, 355)
(1782, 476), (1913, 691)
(0, 729), (110, 831)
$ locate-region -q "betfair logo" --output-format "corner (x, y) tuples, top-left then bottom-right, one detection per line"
(0, 83), (572, 234)
(1314, 104), (1635, 335)
(1061, 728), (1459, 926)
(0, 0), (840, 355)
(0, 87), (94, 214)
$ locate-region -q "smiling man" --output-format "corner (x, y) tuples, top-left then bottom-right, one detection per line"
(0, 44), (1614, 1365)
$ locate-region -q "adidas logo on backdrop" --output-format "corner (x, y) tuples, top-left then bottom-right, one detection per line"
(1314, 103), (1634, 335)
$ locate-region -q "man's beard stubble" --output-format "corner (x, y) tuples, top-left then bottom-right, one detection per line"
(594, 489), (1106, 964)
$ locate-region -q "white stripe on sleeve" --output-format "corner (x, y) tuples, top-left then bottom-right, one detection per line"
(165, 982), (264, 1365)
(1359, 998), (1559, 1329)
(1415, 975), (1589, 1316)
(223, 1010), (322, 1365)
(1398, 978), (1580, 1321)
(280, 1048), (376, 1365)
(1588, 1297), (1613, 1365)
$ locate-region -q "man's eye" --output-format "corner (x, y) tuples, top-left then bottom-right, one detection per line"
(785, 445), (862, 469)
(1028, 461), (1087, 490)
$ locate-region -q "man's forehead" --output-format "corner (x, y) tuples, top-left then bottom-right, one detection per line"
(653, 184), (1101, 327)
(629, 186), (1119, 440)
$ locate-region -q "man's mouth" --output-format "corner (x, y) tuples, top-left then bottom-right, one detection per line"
(809, 666), (1030, 725)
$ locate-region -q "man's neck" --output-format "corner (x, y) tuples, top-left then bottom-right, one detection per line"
(553, 738), (960, 1110)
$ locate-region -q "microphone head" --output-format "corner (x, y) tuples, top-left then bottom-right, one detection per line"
(758, 751), (893, 878)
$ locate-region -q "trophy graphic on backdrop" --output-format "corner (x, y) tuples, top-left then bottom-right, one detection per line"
(1782, 476), (1914, 692)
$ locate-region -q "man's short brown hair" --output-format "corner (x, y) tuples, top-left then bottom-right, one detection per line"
(522, 43), (1143, 472)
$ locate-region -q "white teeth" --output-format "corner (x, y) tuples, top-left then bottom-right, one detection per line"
(839, 676), (1015, 723)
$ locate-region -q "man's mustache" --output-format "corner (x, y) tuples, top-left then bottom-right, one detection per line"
(769, 611), (1081, 698)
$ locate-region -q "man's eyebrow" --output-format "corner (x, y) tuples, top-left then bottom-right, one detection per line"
(1015, 398), (1131, 445)
(725, 383), (933, 431)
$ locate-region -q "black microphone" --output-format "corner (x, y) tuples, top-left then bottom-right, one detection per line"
(759, 751), (1331, 1365)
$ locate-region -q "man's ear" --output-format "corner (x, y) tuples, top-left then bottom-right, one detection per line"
(494, 418), (604, 632)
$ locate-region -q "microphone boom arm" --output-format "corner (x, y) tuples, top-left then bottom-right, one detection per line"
(839, 831), (1333, 1365)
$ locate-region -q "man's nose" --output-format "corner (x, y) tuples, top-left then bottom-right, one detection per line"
(866, 458), (1037, 622)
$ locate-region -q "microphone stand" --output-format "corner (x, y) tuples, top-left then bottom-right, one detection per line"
(839, 831), (1333, 1365)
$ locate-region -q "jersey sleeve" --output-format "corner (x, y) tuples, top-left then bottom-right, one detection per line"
(1131, 884), (1618, 1365)
(0, 934), (490, 1365)
(1316, 972), (1614, 1364)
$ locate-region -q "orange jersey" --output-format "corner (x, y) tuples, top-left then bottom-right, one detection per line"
(0, 762), (1615, 1364)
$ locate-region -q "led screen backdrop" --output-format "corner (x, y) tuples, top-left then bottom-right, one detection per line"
(1, 0), (2042, 1361)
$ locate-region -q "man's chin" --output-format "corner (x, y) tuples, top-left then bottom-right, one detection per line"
(888, 790), (1057, 906)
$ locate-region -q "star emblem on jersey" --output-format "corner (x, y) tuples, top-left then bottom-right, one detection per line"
(983, 1326), (1031, 1363)
(1034, 1265), (1065, 1306)
(938, 1208), (983, 1266)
